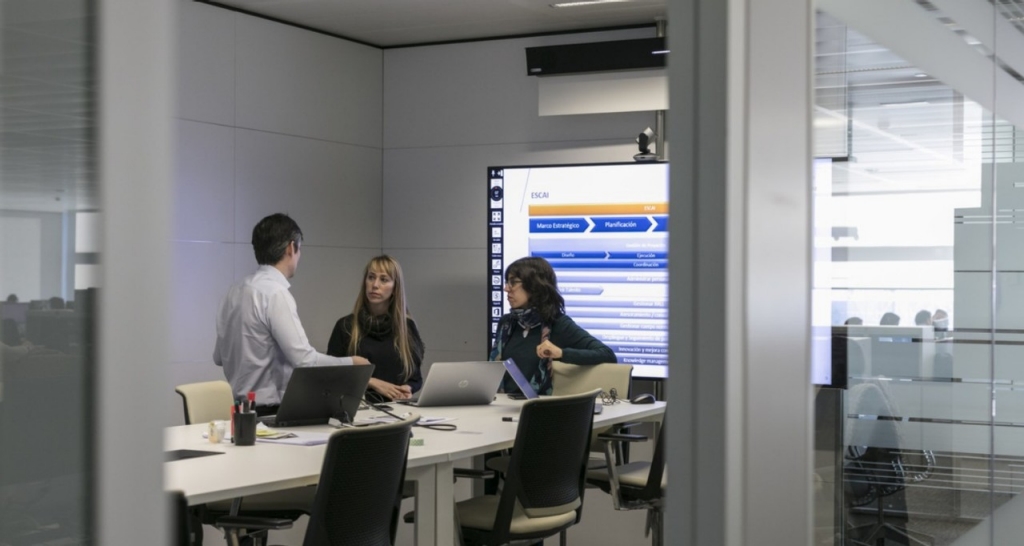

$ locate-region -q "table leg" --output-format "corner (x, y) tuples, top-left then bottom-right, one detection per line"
(407, 462), (456, 546)
(408, 466), (436, 546)
(434, 461), (455, 546)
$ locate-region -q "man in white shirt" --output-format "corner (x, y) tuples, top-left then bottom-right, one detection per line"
(214, 213), (369, 414)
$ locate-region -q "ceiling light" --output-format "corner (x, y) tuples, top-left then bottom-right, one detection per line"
(550, 0), (630, 7)
(913, 73), (928, 78)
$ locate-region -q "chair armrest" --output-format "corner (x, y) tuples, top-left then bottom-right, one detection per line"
(597, 432), (648, 443)
(453, 468), (496, 480)
(215, 515), (294, 531)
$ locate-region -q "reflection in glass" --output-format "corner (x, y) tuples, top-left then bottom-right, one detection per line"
(0, 0), (95, 544)
(814, 2), (1024, 545)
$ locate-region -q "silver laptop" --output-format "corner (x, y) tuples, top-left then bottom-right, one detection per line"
(400, 361), (506, 407)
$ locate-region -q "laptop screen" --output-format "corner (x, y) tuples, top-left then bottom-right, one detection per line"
(272, 364), (374, 426)
(502, 358), (539, 399)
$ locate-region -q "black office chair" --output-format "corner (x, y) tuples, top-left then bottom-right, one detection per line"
(843, 380), (935, 546)
(586, 418), (666, 546)
(454, 389), (600, 546)
(216, 416), (418, 546)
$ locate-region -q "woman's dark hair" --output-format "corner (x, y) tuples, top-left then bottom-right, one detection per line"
(251, 213), (303, 265)
(505, 257), (564, 323)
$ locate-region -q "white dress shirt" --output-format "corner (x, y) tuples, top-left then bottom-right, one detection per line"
(214, 265), (352, 405)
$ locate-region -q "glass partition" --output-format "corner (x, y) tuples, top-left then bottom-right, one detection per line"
(812, 1), (1024, 543)
(0, 0), (96, 543)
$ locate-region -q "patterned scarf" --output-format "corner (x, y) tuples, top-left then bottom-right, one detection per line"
(358, 308), (393, 339)
(490, 308), (552, 393)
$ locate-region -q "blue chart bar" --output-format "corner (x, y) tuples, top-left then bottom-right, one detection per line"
(597, 332), (668, 343)
(570, 309), (668, 320)
(591, 217), (653, 233)
(532, 251), (606, 259)
(556, 273), (667, 284)
(620, 356), (669, 365)
(547, 259), (666, 269)
(575, 320), (668, 332)
(529, 218), (589, 233)
(607, 251), (667, 260)
(606, 344), (668, 355)
(559, 286), (604, 295)
(566, 298), (667, 308)
(653, 216), (668, 232)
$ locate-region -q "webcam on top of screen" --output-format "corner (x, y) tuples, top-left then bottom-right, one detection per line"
(634, 127), (658, 162)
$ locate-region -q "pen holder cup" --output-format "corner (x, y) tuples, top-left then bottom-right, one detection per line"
(234, 412), (257, 446)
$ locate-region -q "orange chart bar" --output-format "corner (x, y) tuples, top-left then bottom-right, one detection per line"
(529, 203), (669, 216)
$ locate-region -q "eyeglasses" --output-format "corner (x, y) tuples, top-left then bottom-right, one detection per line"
(504, 278), (522, 288)
(600, 388), (621, 406)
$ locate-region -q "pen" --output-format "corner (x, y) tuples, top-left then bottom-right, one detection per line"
(247, 391), (256, 413)
(502, 417), (518, 422)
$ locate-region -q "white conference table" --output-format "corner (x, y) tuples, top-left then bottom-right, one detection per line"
(165, 397), (665, 546)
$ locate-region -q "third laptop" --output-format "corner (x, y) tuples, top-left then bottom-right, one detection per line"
(400, 361), (506, 407)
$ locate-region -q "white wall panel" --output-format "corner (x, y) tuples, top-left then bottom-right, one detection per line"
(384, 248), (487, 355)
(169, 241), (235, 364)
(174, 120), (235, 242)
(235, 15), (382, 145)
(383, 141), (639, 249)
(177, 0), (235, 125)
(234, 128), (382, 248)
(383, 29), (655, 149)
(538, 69), (668, 116)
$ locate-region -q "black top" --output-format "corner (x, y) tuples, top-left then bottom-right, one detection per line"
(326, 314), (424, 393)
(493, 313), (615, 395)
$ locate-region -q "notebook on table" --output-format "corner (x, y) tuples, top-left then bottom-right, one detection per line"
(399, 361), (506, 407)
(259, 364), (374, 427)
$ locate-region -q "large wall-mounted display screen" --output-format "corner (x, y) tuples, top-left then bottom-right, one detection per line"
(487, 162), (669, 378)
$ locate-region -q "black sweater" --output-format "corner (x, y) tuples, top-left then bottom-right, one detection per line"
(326, 315), (424, 393)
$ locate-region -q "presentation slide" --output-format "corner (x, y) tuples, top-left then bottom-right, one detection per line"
(488, 163), (669, 378)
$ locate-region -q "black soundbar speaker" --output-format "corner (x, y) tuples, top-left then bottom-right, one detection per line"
(525, 37), (666, 76)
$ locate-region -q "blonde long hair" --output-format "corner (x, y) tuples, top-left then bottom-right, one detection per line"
(349, 255), (418, 380)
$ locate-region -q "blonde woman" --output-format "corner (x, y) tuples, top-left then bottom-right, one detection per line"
(327, 255), (424, 400)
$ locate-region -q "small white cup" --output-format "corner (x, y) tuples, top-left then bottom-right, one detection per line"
(208, 420), (226, 443)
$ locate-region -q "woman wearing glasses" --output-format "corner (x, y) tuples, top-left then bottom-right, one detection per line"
(327, 255), (424, 401)
(491, 256), (616, 395)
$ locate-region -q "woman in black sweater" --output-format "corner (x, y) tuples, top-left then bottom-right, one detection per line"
(490, 256), (615, 395)
(327, 255), (424, 400)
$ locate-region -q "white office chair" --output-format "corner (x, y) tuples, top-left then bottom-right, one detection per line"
(174, 380), (233, 425)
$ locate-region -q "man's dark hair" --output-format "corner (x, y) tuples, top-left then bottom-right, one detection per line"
(252, 213), (303, 265)
(505, 256), (565, 324)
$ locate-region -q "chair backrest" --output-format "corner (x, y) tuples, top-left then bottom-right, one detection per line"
(174, 380), (233, 425)
(495, 390), (600, 544)
(303, 416), (418, 546)
(551, 362), (633, 399)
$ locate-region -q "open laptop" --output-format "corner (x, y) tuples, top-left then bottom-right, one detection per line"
(260, 364), (374, 427)
(501, 358), (539, 399)
(502, 358), (604, 414)
(399, 361), (506, 407)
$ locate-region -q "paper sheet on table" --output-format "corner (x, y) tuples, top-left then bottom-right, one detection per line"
(255, 431), (331, 446)
(354, 415), (456, 426)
